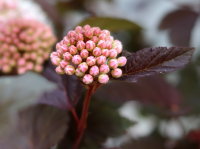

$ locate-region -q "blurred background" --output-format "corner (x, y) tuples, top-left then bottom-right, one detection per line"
(0, 0), (200, 149)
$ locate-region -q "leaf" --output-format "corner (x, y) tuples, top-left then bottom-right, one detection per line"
(121, 47), (194, 81)
(159, 8), (199, 46)
(0, 72), (56, 136)
(41, 64), (83, 109)
(95, 76), (182, 113)
(0, 104), (68, 149)
(40, 65), (70, 110)
(79, 17), (141, 32)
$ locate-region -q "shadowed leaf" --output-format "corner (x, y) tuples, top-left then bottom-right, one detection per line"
(121, 47), (194, 81)
(96, 76), (182, 112)
(0, 104), (68, 149)
(159, 8), (199, 46)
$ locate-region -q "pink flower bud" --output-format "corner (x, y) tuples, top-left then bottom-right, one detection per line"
(78, 62), (88, 73)
(108, 59), (118, 69)
(75, 68), (84, 77)
(82, 74), (93, 84)
(64, 65), (75, 75)
(72, 55), (82, 65)
(2, 65), (11, 73)
(113, 40), (122, 54)
(99, 64), (110, 74)
(102, 49), (110, 57)
(93, 27), (101, 36)
(84, 28), (93, 38)
(18, 58), (26, 66)
(97, 40), (106, 49)
(91, 36), (99, 43)
(83, 25), (91, 31)
(56, 66), (65, 74)
(93, 47), (102, 57)
(63, 37), (70, 46)
(26, 62), (34, 70)
(98, 74), (109, 84)
(86, 56), (96, 66)
(109, 49), (118, 58)
(77, 41), (85, 50)
(76, 33), (84, 41)
(63, 52), (72, 61)
(102, 30), (110, 36)
(60, 60), (69, 69)
(75, 26), (83, 33)
(105, 41), (112, 49)
(99, 33), (107, 40)
(111, 68), (122, 78)
(18, 67), (27, 74)
(89, 66), (99, 76)
(80, 49), (89, 59)
(86, 40), (95, 51)
(69, 45), (77, 55)
(67, 30), (76, 38)
(35, 65), (43, 72)
(96, 56), (106, 65)
(118, 56), (127, 67)
(50, 52), (58, 58)
(69, 38), (76, 45)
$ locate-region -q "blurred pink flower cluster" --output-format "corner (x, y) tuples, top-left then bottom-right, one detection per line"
(51, 25), (127, 85)
(0, 18), (56, 74)
(0, 0), (17, 10)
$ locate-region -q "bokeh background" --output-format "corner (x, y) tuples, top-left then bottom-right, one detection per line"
(0, 0), (200, 149)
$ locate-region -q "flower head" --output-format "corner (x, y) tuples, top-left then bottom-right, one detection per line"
(0, 18), (56, 74)
(51, 24), (127, 85)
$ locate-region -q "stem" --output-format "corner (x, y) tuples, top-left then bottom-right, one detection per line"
(70, 107), (79, 125)
(72, 85), (95, 149)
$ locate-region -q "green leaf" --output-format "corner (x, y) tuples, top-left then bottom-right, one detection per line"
(78, 17), (141, 32)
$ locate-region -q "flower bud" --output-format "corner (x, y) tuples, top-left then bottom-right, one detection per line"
(84, 28), (93, 38)
(78, 62), (88, 73)
(51, 57), (61, 66)
(63, 52), (72, 61)
(83, 25), (91, 30)
(56, 66), (65, 74)
(80, 49), (89, 59)
(60, 60), (69, 69)
(67, 30), (76, 38)
(75, 26), (83, 33)
(77, 41), (85, 50)
(99, 64), (110, 74)
(91, 36), (99, 43)
(82, 74), (93, 84)
(93, 27), (101, 36)
(89, 66), (99, 76)
(118, 56), (127, 67)
(86, 56), (96, 66)
(113, 40), (122, 54)
(108, 59), (118, 69)
(96, 55), (106, 65)
(64, 65), (75, 75)
(69, 45), (77, 55)
(111, 68), (122, 78)
(102, 49), (110, 57)
(75, 68), (84, 77)
(98, 74), (109, 84)
(72, 55), (82, 65)
(86, 40), (95, 51)
(93, 47), (101, 57)
(34, 65), (43, 72)
(109, 49), (118, 58)
(97, 40), (106, 49)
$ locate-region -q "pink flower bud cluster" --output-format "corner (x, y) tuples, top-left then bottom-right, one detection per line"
(0, 0), (17, 10)
(0, 18), (56, 74)
(51, 25), (127, 85)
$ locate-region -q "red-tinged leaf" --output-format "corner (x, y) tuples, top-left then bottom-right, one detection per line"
(96, 76), (182, 111)
(159, 8), (199, 46)
(121, 47), (194, 81)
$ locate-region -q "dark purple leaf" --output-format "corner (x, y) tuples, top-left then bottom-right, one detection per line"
(0, 104), (68, 149)
(121, 47), (194, 81)
(96, 76), (182, 110)
(159, 8), (199, 46)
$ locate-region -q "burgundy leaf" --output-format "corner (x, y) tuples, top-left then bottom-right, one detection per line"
(96, 76), (182, 110)
(39, 64), (70, 110)
(159, 8), (199, 46)
(121, 47), (194, 81)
